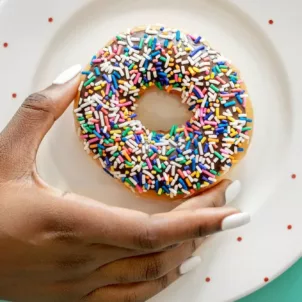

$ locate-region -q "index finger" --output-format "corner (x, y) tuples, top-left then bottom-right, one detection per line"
(56, 192), (250, 251)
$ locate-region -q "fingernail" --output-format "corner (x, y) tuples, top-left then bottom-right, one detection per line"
(225, 180), (241, 204)
(179, 256), (201, 275)
(221, 213), (250, 231)
(53, 64), (82, 85)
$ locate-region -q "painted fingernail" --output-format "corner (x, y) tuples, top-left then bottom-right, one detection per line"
(53, 64), (82, 85)
(179, 256), (201, 275)
(221, 213), (250, 231)
(225, 180), (241, 204)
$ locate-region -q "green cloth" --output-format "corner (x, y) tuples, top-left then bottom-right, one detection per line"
(239, 258), (302, 302)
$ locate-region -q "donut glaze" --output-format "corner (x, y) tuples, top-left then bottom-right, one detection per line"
(74, 25), (253, 200)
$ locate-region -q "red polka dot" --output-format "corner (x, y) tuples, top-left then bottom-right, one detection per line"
(287, 225), (292, 230)
(268, 19), (274, 25)
(291, 174), (296, 179)
(205, 277), (211, 282)
(3, 42), (8, 48)
(12, 93), (17, 99)
(264, 277), (269, 282)
(48, 17), (53, 23)
(237, 237), (242, 242)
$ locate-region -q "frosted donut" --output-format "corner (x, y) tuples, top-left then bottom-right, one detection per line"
(74, 25), (253, 200)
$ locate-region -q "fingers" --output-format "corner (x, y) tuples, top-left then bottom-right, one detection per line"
(82, 268), (180, 302)
(0, 65), (81, 178)
(54, 192), (249, 251)
(174, 179), (241, 211)
(86, 239), (203, 288)
(130, 207), (245, 250)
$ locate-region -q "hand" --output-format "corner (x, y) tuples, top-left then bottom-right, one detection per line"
(0, 65), (249, 302)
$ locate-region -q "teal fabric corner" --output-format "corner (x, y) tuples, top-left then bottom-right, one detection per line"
(238, 258), (302, 302)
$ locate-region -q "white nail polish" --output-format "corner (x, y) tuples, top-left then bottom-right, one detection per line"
(179, 256), (201, 275)
(221, 213), (250, 231)
(53, 64), (82, 85)
(225, 180), (241, 204)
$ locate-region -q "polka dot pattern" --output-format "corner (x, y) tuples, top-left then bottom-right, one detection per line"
(0, 7), (298, 300)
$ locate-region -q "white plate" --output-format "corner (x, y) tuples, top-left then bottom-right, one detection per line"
(0, 0), (301, 301)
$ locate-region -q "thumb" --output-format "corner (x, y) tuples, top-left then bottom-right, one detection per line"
(0, 64), (82, 179)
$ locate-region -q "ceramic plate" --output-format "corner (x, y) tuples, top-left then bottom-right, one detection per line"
(0, 0), (301, 301)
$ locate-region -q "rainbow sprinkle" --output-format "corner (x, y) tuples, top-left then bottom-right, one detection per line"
(74, 25), (253, 199)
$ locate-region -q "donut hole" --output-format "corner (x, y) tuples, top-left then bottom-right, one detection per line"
(136, 88), (192, 132)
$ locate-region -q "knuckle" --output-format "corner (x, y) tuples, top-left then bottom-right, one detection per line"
(137, 233), (154, 250)
(45, 223), (80, 243)
(123, 292), (138, 302)
(196, 224), (207, 237)
(26, 92), (50, 103)
(42, 216), (83, 245)
(22, 92), (55, 119)
(50, 230), (81, 244)
(143, 255), (164, 280)
(158, 274), (169, 290)
(196, 219), (213, 237)
(136, 225), (161, 251)
(114, 273), (129, 284)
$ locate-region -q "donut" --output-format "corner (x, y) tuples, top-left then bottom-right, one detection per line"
(74, 25), (253, 200)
